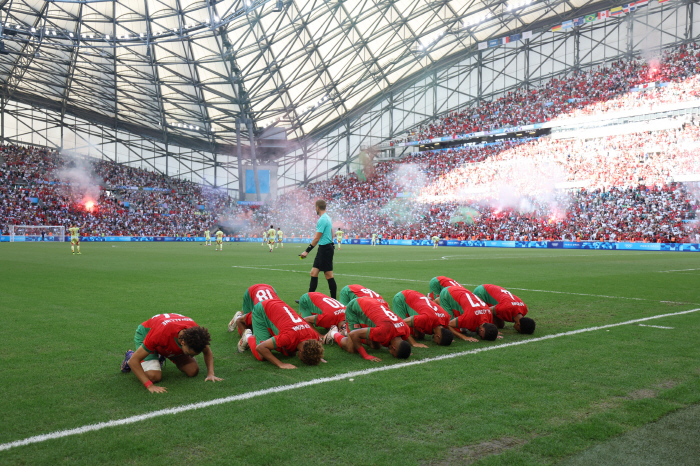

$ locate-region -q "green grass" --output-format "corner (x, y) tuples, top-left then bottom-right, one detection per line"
(1, 242), (699, 465)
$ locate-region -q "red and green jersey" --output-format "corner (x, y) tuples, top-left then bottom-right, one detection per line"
(439, 287), (493, 331)
(339, 284), (386, 306)
(392, 290), (450, 334)
(428, 276), (463, 300)
(345, 297), (409, 346)
(473, 284), (528, 322)
(141, 313), (198, 358)
(251, 298), (319, 355)
(298, 292), (346, 329)
(242, 284), (278, 314)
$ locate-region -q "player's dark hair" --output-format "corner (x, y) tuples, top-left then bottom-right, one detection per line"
(396, 340), (411, 359)
(299, 339), (324, 366)
(438, 327), (454, 346)
(270, 225), (273, 229)
(482, 323), (499, 341)
(519, 317), (536, 335)
(315, 199), (327, 211)
(180, 326), (211, 353)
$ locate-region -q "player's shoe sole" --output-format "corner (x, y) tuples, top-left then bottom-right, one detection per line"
(158, 354), (166, 369)
(228, 311), (243, 333)
(238, 329), (252, 353)
(120, 349), (134, 373)
(323, 326), (338, 345)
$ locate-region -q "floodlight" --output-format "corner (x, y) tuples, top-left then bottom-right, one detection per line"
(30, 27), (36, 33)
(105, 34), (110, 40)
(69, 32), (74, 38)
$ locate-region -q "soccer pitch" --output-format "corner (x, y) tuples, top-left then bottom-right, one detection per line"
(1, 242), (699, 465)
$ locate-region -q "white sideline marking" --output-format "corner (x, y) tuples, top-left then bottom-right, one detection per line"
(1, 307), (699, 453)
(638, 324), (674, 329)
(231, 266), (695, 305)
(658, 268), (700, 273)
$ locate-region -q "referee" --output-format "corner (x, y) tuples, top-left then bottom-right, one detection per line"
(300, 199), (337, 299)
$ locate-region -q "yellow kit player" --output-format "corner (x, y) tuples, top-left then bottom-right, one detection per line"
(276, 228), (284, 249)
(371, 233), (377, 246)
(69, 222), (86, 255)
(215, 229), (224, 251)
(432, 235), (440, 249)
(261, 229), (268, 247)
(336, 228), (344, 251)
(205, 229), (211, 246)
(267, 225), (276, 252)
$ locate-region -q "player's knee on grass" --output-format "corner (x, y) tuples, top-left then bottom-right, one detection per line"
(298, 339), (324, 366)
(480, 323), (499, 341)
(141, 360), (162, 382)
(517, 317), (536, 335)
(173, 356), (199, 377)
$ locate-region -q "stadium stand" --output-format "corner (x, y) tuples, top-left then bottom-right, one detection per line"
(2, 44), (699, 243)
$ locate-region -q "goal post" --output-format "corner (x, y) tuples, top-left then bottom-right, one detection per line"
(9, 225), (66, 242)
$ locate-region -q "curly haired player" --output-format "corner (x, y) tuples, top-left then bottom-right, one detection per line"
(239, 298), (324, 369)
(120, 313), (223, 393)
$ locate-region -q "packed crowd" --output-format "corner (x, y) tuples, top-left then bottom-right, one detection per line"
(0, 144), (232, 236)
(396, 43), (700, 143)
(2, 42), (700, 242)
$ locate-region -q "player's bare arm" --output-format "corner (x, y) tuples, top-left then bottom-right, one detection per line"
(128, 346), (168, 393)
(348, 328), (382, 362)
(402, 318), (428, 348)
(448, 319), (479, 342)
(202, 346), (224, 382)
(300, 231), (322, 259)
(256, 338), (297, 369)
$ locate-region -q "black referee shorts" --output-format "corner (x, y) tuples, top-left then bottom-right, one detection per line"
(313, 243), (335, 271)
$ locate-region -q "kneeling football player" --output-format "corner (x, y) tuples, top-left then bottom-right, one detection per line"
(440, 286), (500, 342)
(120, 313), (223, 393)
(392, 289), (455, 347)
(298, 291), (347, 339)
(427, 276), (463, 304)
(473, 284), (535, 334)
(239, 298), (324, 369)
(228, 283), (279, 349)
(338, 284), (387, 306)
(326, 297), (412, 362)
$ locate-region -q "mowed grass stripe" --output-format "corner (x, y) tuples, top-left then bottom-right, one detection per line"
(2, 307), (698, 453)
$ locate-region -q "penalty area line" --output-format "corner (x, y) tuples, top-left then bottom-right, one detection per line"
(1, 307), (699, 453)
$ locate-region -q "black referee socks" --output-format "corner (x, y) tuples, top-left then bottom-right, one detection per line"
(328, 278), (337, 299)
(309, 276), (319, 293)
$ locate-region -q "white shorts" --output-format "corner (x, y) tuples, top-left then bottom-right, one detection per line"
(141, 359), (161, 372)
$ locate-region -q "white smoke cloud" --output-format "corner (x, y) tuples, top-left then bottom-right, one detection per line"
(55, 152), (102, 206)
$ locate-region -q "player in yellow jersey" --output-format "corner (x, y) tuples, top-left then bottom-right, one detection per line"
(276, 228), (284, 249)
(69, 222), (86, 255)
(371, 233), (377, 246)
(204, 229), (211, 246)
(432, 235), (440, 249)
(336, 228), (344, 251)
(267, 225), (276, 252)
(261, 229), (268, 247)
(215, 229), (224, 251)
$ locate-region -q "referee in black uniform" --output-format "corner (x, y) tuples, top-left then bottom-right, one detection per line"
(300, 200), (337, 299)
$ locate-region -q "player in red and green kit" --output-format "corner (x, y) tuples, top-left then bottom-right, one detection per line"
(120, 313), (223, 393)
(439, 286), (499, 342)
(392, 290), (455, 347)
(427, 276), (463, 304)
(473, 284), (535, 334)
(325, 297), (411, 362)
(338, 284), (387, 306)
(228, 283), (279, 348)
(298, 292), (347, 339)
(239, 298), (324, 369)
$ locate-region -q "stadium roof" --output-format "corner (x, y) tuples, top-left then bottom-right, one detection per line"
(0, 0), (601, 153)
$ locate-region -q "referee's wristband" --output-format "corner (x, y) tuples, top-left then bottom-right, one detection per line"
(305, 243), (315, 253)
